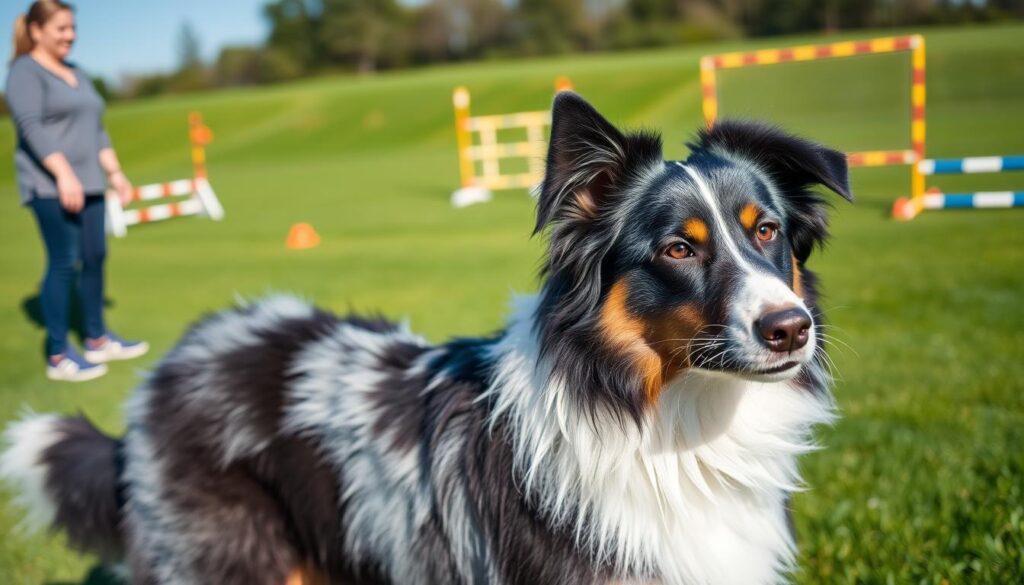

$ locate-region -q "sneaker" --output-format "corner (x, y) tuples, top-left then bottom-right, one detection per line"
(47, 347), (108, 382)
(83, 331), (150, 363)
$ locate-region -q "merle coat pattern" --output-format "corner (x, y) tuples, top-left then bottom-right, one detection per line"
(1, 93), (851, 585)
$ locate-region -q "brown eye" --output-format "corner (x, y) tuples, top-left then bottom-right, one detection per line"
(756, 222), (778, 242)
(665, 242), (695, 260)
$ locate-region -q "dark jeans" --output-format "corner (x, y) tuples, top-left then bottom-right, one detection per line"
(29, 195), (107, 356)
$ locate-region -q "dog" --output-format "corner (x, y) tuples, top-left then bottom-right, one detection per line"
(1, 92), (850, 585)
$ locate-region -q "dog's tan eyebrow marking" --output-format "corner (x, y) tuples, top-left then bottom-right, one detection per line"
(739, 203), (760, 230)
(683, 218), (709, 244)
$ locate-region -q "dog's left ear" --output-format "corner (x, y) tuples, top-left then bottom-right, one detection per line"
(690, 120), (852, 261)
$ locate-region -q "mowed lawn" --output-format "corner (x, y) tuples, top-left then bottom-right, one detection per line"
(1, 23), (1022, 584)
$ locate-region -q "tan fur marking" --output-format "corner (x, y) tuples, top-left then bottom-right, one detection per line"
(600, 280), (664, 404)
(649, 303), (706, 373)
(740, 203), (760, 230)
(569, 189), (599, 222)
(792, 253), (804, 298)
(286, 565), (328, 585)
(683, 218), (709, 244)
(601, 281), (711, 407)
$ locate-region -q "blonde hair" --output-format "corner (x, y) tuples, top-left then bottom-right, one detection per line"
(12, 1), (73, 61)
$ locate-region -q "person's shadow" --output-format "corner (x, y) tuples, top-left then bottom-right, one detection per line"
(21, 290), (115, 358)
(46, 565), (124, 585)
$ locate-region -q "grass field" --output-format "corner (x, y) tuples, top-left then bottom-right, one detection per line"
(2, 23), (1023, 584)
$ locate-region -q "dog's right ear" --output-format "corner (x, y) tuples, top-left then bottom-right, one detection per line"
(535, 93), (662, 234)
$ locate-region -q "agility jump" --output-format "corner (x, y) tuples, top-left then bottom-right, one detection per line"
(105, 112), (224, 237)
(700, 35), (927, 199)
(892, 155), (1024, 219)
(450, 77), (572, 208)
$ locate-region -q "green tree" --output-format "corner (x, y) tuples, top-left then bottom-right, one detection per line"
(264, 0), (321, 72)
(318, 0), (407, 72)
(410, 0), (508, 62)
(513, 0), (595, 55)
(177, 21), (203, 70)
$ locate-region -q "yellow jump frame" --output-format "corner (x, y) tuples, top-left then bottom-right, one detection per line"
(451, 77), (572, 208)
(700, 35), (927, 202)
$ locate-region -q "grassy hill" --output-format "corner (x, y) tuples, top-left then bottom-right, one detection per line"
(1, 23), (1023, 584)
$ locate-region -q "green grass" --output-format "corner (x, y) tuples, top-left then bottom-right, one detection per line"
(2, 23), (1023, 584)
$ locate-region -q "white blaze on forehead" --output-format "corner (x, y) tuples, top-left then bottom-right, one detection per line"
(675, 162), (805, 316)
(676, 162), (760, 276)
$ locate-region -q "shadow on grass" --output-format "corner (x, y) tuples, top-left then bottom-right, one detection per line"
(46, 564), (124, 585)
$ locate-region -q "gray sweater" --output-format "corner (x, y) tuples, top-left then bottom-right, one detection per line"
(5, 55), (111, 204)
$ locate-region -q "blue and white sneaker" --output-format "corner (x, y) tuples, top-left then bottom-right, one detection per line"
(47, 346), (108, 382)
(84, 332), (150, 363)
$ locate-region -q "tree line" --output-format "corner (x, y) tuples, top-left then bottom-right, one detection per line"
(37, 0), (1024, 101)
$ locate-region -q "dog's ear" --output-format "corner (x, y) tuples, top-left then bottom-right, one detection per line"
(689, 120), (852, 261)
(535, 92), (662, 234)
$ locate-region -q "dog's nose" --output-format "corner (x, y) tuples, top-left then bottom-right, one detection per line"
(755, 307), (812, 353)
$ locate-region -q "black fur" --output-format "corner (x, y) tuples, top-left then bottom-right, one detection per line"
(40, 416), (124, 560)
(8, 94), (850, 585)
(535, 92), (665, 426)
(690, 119), (852, 262)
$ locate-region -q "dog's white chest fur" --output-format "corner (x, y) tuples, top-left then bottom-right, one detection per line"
(487, 297), (834, 585)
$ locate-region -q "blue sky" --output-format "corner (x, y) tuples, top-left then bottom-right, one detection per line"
(2, 0), (269, 83)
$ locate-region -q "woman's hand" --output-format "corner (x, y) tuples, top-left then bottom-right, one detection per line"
(56, 171), (85, 213)
(108, 170), (134, 206)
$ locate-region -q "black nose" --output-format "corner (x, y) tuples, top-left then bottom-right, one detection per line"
(755, 307), (812, 353)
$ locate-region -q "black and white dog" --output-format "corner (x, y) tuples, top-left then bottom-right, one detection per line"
(1, 93), (851, 585)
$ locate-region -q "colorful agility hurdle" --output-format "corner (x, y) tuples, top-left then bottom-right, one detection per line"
(451, 77), (573, 208)
(700, 35), (927, 199)
(105, 112), (224, 237)
(892, 155), (1024, 220)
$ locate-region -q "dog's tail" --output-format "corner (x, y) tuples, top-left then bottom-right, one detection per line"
(1, 413), (125, 560)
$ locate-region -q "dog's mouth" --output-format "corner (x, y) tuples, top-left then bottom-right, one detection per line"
(687, 338), (809, 383)
(753, 361), (800, 375)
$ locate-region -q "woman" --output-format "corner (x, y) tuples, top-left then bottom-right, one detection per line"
(7, 0), (147, 382)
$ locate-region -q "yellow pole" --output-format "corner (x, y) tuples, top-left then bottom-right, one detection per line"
(700, 57), (718, 128)
(910, 35), (926, 201)
(188, 112), (213, 179)
(452, 87), (475, 189)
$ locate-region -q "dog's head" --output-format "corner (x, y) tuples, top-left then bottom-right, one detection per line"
(535, 93), (851, 423)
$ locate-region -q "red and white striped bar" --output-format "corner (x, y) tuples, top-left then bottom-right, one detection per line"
(129, 179), (197, 203)
(122, 197), (204, 225)
(106, 177), (223, 237)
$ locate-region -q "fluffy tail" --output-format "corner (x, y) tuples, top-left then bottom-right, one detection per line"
(1, 413), (125, 560)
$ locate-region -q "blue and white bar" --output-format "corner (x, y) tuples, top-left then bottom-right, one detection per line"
(918, 155), (1024, 175)
(922, 191), (1024, 210)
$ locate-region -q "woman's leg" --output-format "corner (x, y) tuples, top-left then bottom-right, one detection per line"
(78, 196), (107, 341)
(28, 198), (80, 357)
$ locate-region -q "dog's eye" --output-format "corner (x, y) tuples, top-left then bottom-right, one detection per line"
(665, 242), (695, 260)
(756, 222), (779, 242)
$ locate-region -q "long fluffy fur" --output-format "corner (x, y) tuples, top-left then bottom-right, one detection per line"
(1, 95), (847, 585)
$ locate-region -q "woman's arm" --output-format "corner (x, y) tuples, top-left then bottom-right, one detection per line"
(99, 146), (133, 205)
(6, 61), (84, 211)
(43, 152), (85, 212)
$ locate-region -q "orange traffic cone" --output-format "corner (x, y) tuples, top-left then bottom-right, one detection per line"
(286, 223), (320, 250)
